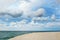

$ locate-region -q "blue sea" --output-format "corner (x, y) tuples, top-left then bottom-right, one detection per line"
(0, 31), (34, 40)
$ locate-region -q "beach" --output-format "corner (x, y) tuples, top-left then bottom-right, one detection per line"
(9, 32), (60, 40)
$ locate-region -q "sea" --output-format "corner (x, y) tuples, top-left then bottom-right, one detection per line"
(0, 31), (33, 40)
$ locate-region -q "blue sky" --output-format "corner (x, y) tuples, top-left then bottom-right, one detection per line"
(0, 0), (60, 31)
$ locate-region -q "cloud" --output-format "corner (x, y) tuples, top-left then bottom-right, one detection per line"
(0, 0), (59, 18)
(0, 17), (60, 31)
(32, 17), (49, 22)
(0, 0), (60, 31)
(33, 8), (45, 17)
(0, 0), (46, 18)
(51, 14), (56, 20)
(46, 22), (60, 27)
(0, 0), (16, 12)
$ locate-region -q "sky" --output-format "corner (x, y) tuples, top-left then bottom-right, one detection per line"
(0, 0), (60, 31)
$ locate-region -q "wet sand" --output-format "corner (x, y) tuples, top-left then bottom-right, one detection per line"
(9, 32), (60, 40)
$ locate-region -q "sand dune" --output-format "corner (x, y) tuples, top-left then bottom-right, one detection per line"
(9, 32), (60, 40)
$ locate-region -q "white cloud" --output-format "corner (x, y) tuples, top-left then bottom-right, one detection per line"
(0, 24), (6, 27)
(46, 22), (60, 27)
(33, 8), (45, 17)
(0, 0), (60, 31)
(32, 16), (49, 22)
(0, 0), (46, 18)
(0, 17), (60, 31)
(51, 14), (56, 21)
(0, 0), (16, 12)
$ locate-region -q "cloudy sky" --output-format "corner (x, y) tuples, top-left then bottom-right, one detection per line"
(0, 0), (60, 31)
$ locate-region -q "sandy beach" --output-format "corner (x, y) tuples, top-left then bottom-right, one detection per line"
(9, 32), (60, 40)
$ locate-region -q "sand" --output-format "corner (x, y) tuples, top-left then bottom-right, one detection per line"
(9, 32), (60, 40)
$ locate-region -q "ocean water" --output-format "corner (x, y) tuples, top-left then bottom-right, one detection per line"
(0, 31), (33, 40)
